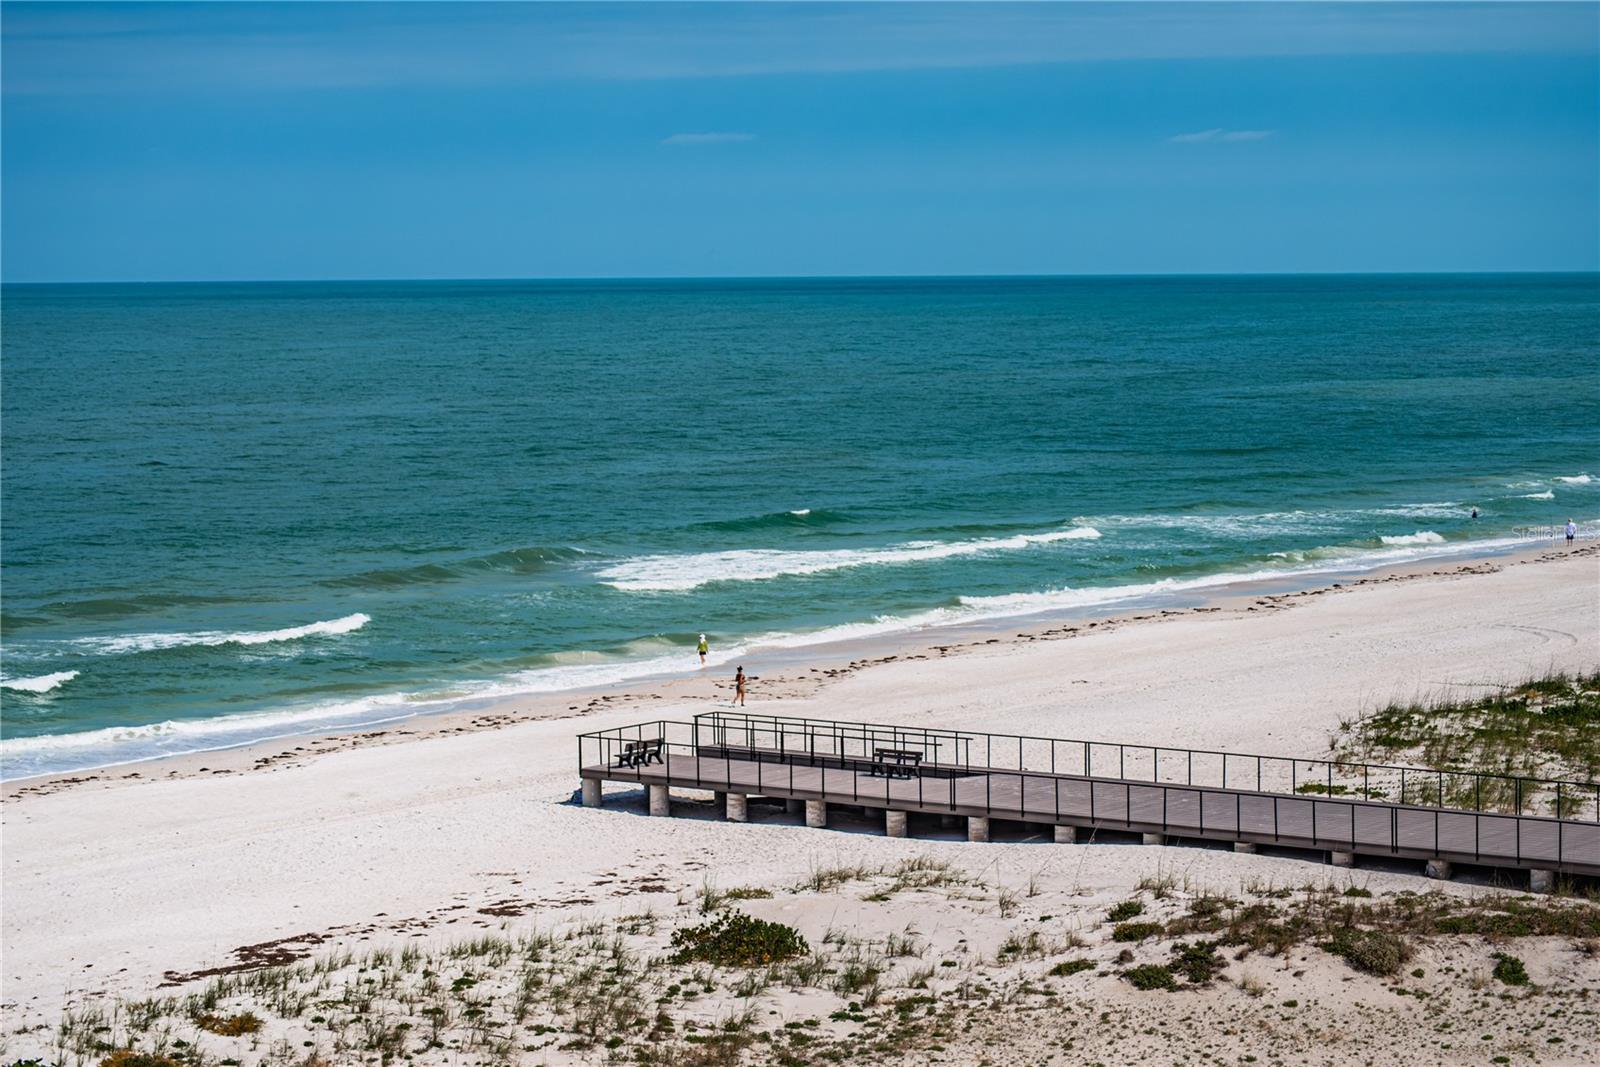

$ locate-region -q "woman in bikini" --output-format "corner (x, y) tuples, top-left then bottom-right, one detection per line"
(733, 666), (747, 706)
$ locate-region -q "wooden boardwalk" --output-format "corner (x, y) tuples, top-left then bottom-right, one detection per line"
(580, 744), (1600, 877)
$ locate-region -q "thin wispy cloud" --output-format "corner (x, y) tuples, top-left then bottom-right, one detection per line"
(1169, 128), (1276, 143)
(3, 4), (1593, 96)
(660, 132), (755, 146)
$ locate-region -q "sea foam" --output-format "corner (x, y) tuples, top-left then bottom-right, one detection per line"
(0, 527), (1543, 781)
(597, 527), (1102, 591)
(1379, 531), (1446, 546)
(1556, 474), (1593, 485)
(66, 613), (372, 656)
(0, 670), (80, 694)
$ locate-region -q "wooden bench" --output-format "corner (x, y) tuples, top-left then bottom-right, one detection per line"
(614, 738), (665, 769)
(868, 747), (922, 779)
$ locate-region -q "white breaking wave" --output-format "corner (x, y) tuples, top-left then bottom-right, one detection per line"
(0, 527), (1543, 782)
(1075, 504), (1465, 540)
(1521, 491), (1555, 500)
(597, 527), (1102, 591)
(788, 508), (811, 516)
(1556, 474), (1593, 485)
(63, 613), (372, 656)
(1379, 531), (1446, 546)
(0, 670), (79, 694)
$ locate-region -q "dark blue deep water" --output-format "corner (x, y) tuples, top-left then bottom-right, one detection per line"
(3, 274), (1597, 775)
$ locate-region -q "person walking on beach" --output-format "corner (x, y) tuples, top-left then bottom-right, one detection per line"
(697, 633), (709, 667)
(1566, 518), (1577, 545)
(733, 665), (747, 707)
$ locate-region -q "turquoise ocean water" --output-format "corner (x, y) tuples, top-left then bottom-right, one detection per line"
(2, 275), (1597, 778)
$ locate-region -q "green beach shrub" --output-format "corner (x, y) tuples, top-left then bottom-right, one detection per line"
(669, 912), (808, 967)
(1322, 928), (1411, 976)
(1107, 899), (1144, 922)
(1170, 941), (1226, 985)
(1048, 959), (1095, 978)
(1111, 921), (1163, 943)
(1492, 953), (1530, 986)
(1123, 964), (1178, 991)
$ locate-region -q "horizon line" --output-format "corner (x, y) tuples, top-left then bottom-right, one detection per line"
(5, 269), (1599, 287)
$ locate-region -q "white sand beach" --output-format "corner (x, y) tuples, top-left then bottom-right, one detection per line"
(3, 544), (1597, 1065)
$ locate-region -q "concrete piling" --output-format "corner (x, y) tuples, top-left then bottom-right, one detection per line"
(805, 800), (827, 828)
(968, 816), (990, 843)
(725, 793), (748, 823)
(885, 810), (908, 838)
(648, 784), (670, 817)
(581, 779), (602, 808)
(1053, 825), (1077, 844)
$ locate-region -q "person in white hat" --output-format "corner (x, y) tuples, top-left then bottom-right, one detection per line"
(697, 633), (709, 667)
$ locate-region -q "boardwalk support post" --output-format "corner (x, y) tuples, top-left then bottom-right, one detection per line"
(1233, 842), (1256, 854)
(726, 793), (748, 823)
(805, 800), (827, 828)
(648, 784), (670, 817)
(1529, 869), (1555, 893)
(1053, 825), (1077, 844)
(968, 816), (991, 843)
(886, 810), (908, 838)
(1330, 850), (1355, 868)
(581, 779), (601, 808)
(1424, 859), (1453, 880)
(1141, 832), (1165, 846)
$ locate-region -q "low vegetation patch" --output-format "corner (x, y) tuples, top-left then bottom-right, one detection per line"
(1048, 958), (1095, 978)
(1169, 941), (1226, 985)
(194, 1011), (262, 1036)
(1107, 899), (1144, 922)
(1333, 670), (1600, 816)
(1123, 964), (1178, 991)
(1111, 921), (1164, 943)
(669, 911), (809, 967)
(1492, 953), (1530, 986)
(1322, 928), (1411, 977)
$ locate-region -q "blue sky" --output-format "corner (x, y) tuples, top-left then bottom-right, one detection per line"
(2, 2), (1596, 281)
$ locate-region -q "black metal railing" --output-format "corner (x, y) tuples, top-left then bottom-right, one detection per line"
(688, 709), (1600, 822)
(576, 717), (1600, 873)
